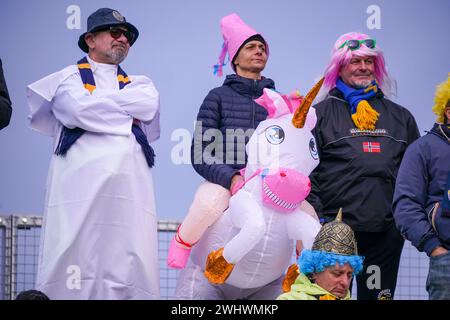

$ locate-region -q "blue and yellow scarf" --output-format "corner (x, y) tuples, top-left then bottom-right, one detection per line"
(54, 57), (155, 168)
(335, 78), (380, 130)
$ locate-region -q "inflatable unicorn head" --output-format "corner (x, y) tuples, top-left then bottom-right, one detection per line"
(242, 80), (322, 214)
(248, 88), (318, 173)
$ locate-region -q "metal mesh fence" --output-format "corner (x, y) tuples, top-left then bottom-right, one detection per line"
(0, 215), (429, 300)
(348, 240), (429, 300)
(0, 215), (181, 300)
(11, 216), (42, 299)
(0, 216), (12, 300)
(0, 217), (7, 300)
(157, 221), (180, 299)
(396, 240), (429, 300)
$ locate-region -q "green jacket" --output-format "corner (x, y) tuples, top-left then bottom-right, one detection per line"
(277, 273), (351, 300)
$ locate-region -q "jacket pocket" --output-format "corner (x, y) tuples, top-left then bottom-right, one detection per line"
(433, 203), (450, 243)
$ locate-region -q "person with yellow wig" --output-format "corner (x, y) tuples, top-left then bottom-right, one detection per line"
(393, 73), (450, 300)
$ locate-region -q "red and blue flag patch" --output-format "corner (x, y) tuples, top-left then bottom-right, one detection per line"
(363, 142), (381, 153)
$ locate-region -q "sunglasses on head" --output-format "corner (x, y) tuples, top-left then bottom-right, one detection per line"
(339, 39), (376, 50)
(97, 26), (135, 43)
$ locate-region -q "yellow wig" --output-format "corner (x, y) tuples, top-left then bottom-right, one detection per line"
(432, 73), (450, 123)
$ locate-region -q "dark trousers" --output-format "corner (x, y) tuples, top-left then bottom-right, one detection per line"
(353, 223), (404, 300)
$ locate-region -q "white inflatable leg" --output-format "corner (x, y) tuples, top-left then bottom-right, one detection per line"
(179, 181), (230, 245)
(295, 200), (319, 255)
(223, 189), (265, 264)
(299, 200), (320, 222)
(286, 210), (321, 250)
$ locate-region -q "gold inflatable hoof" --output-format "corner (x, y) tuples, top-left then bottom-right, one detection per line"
(204, 247), (234, 284)
(282, 263), (300, 292)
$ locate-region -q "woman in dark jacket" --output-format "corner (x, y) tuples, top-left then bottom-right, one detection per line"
(167, 13), (276, 270)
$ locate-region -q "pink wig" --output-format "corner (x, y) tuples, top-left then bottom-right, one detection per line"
(323, 32), (393, 95)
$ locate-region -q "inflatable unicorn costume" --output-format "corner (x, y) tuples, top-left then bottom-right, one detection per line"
(173, 79), (324, 299)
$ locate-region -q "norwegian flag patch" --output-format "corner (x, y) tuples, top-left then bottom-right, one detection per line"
(363, 142), (381, 153)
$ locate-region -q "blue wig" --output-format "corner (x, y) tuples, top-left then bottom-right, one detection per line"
(299, 250), (364, 275)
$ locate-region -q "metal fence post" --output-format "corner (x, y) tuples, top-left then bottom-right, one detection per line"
(0, 215), (13, 300)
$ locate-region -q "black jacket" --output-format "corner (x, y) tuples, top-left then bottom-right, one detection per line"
(307, 88), (420, 232)
(0, 59), (12, 130)
(190, 74), (275, 189)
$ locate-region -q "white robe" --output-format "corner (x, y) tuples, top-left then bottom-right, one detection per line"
(26, 57), (160, 299)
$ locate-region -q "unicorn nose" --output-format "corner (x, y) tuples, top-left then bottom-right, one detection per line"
(262, 168), (312, 213)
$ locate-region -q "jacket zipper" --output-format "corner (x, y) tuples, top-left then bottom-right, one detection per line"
(252, 79), (257, 128)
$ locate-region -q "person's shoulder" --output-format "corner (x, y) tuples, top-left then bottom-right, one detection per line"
(128, 75), (155, 86)
(312, 95), (345, 117)
(313, 97), (334, 110)
(209, 83), (231, 94)
(315, 87), (345, 105)
(381, 97), (404, 110)
(423, 126), (448, 145)
(128, 74), (153, 82)
(404, 131), (436, 156)
(382, 97), (416, 118)
(32, 65), (79, 85)
(60, 65), (80, 81)
(27, 64), (79, 97)
(204, 85), (231, 101)
(56, 64), (79, 77)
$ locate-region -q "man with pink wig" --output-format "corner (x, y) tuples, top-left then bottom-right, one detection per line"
(307, 32), (420, 300)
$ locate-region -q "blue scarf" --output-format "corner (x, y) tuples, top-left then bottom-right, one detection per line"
(335, 78), (380, 130)
(54, 57), (155, 168)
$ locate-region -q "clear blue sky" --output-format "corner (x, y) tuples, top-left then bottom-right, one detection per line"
(0, 0), (449, 221)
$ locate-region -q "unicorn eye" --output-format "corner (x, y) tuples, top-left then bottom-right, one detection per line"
(309, 137), (319, 160)
(265, 126), (285, 145)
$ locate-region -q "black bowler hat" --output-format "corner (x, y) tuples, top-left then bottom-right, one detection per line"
(78, 8), (139, 53)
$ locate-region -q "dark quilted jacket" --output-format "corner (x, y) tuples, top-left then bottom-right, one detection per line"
(190, 74), (276, 189)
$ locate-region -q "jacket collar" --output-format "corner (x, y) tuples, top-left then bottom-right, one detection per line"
(429, 123), (450, 144)
(223, 74), (275, 98)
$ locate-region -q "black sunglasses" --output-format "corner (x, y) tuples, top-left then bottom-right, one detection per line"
(97, 26), (135, 43)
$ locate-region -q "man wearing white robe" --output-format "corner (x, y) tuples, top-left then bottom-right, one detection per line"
(26, 8), (160, 299)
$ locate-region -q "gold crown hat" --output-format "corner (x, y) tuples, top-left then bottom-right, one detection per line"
(312, 208), (358, 255)
(282, 208), (363, 292)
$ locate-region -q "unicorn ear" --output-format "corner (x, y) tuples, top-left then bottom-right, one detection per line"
(304, 107), (317, 130)
(254, 88), (277, 118)
(287, 90), (303, 114)
(255, 88), (292, 119)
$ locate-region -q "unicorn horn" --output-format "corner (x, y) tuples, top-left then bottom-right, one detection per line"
(292, 77), (324, 128)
